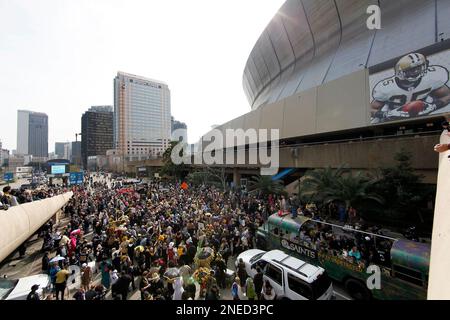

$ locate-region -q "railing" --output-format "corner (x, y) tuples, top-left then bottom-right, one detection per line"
(280, 130), (441, 149)
(189, 129), (441, 155)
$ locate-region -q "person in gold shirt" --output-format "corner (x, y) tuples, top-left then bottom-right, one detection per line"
(55, 266), (70, 300)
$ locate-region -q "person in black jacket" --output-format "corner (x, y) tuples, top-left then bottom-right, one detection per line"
(253, 267), (264, 300)
(205, 285), (220, 300)
(112, 272), (132, 300)
(213, 255), (227, 289)
(41, 252), (50, 273)
(27, 285), (40, 301)
(148, 273), (164, 296)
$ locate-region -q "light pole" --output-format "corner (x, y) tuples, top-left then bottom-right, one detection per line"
(75, 133), (82, 169)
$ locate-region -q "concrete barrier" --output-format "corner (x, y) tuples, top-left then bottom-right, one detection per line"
(0, 192), (73, 263)
(428, 132), (450, 299)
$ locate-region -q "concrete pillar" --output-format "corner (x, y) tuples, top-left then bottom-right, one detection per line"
(233, 168), (241, 186)
(428, 131), (450, 299)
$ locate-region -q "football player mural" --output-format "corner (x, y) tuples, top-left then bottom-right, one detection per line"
(370, 51), (450, 124)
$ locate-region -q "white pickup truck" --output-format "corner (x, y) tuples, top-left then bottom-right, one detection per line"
(0, 274), (50, 300)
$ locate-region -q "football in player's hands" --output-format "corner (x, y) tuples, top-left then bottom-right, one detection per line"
(401, 100), (426, 116)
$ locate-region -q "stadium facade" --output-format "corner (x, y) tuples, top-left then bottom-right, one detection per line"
(199, 0), (450, 184)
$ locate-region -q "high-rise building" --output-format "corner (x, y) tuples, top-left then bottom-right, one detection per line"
(64, 143), (71, 160)
(17, 110), (48, 157)
(55, 142), (65, 158)
(1, 148), (9, 167)
(7, 155), (24, 172)
(114, 71), (171, 159)
(171, 117), (188, 143)
(55, 142), (71, 160)
(71, 141), (82, 166)
(81, 106), (114, 168)
(48, 152), (58, 160)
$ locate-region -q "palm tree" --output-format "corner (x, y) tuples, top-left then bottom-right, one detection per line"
(321, 171), (384, 211)
(249, 175), (285, 196)
(299, 165), (349, 203)
(160, 141), (188, 180)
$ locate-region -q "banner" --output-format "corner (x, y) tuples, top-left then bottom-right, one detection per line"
(369, 49), (450, 124)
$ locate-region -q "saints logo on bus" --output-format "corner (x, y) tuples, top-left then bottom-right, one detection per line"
(280, 239), (317, 260)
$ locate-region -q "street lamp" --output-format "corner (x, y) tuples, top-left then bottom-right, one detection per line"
(75, 133), (82, 168)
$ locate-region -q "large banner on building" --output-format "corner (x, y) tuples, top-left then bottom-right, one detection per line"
(369, 49), (450, 124)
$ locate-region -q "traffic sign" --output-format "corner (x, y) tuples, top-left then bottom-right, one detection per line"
(69, 172), (84, 185)
(3, 172), (13, 182)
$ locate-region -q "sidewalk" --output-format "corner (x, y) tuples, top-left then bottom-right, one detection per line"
(0, 215), (71, 279)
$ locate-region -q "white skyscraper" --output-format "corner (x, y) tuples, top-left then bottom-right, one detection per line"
(17, 110), (29, 155)
(114, 72), (171, 159)
(17, 110), (48, 157)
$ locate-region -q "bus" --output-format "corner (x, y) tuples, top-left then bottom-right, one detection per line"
(256, 212), (430, 300)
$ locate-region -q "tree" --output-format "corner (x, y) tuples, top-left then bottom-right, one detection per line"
(298, 165), (349, 204)
(298, 166), (384, 215)
(320, 171), (384, 211)
(371, 150), (435, 223)
(160, 141), (189, 180)
(186, 171), (210, 186)
(205, 167), (227, 191)
(186, 167), (228, 190)
(248, 175), (285, 197)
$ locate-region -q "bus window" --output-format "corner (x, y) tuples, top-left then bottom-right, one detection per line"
(265, 263), (283, 286)
(392, 265), (424, 287)
(288, 231), (300, 243)
(287, 273), (313, 299)
(299, 221), (317, 242)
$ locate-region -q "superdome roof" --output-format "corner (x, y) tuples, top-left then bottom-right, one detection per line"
(243, 0), (450, 110)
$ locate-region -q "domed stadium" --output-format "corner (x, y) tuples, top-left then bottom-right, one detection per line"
(202, 0), (450, 185)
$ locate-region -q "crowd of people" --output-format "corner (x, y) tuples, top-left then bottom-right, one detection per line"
(37, 173), (275, 300)
(24, 171), (398, 300)
(1, 185), (67, 210)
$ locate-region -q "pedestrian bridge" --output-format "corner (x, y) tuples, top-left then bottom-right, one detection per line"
(0, 192), (73, 263)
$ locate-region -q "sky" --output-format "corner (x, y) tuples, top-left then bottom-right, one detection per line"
(0, 0), (285, 152)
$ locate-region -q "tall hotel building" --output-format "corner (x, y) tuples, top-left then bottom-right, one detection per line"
(113, 72), (171, 159)
(17, 110), (48, 157)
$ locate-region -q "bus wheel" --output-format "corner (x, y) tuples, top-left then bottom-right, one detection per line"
(344, 279), (371, 300)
